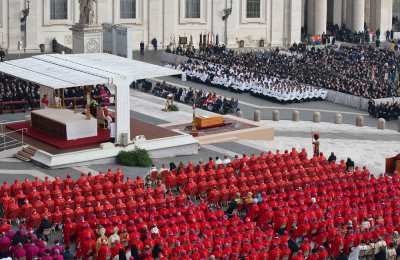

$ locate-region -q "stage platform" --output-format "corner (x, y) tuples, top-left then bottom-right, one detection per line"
(7, 122), (110, 150)
(6, 115), (198, 169)
(162, 115), (275, 145)
(6, 117), (181, 155)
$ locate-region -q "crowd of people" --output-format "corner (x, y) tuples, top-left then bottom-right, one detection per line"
(54, 84), (113, 109)
(326, 23), (400, 49)
(326, 24), (370, 44)
(0, 74), (40, 112)
(0, 224), (68, 259)
(166, 43), (227, 58)
(171, 44), (399, 102)
(0, 147), (399, 259)
(135, 80), (239, 114)
(368, 100), (400, 121)
(0, 72), (113, 113)
(168, 57), (328, 104)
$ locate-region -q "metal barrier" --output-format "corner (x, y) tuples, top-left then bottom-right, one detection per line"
(0, 122), (27, 151)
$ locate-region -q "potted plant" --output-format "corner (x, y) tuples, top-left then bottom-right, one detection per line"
(116, 148), (153, 167)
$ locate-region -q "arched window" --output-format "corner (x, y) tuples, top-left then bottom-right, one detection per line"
(120, 0), (136, 19)
(247, 0), (261, 18)
(50, 0), (68, 20)
(185, 0), (201, 18)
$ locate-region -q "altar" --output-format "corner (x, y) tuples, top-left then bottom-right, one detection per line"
(31, 108), (97, 140)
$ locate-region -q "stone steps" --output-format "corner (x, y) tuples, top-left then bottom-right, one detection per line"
(14, 146), (37, 162)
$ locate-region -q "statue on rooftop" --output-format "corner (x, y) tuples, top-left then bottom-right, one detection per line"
(79, 0), (97, 25)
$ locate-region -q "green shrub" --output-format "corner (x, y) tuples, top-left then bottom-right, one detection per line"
(168, 104), (179, 111)
(116, 148), (153, 167)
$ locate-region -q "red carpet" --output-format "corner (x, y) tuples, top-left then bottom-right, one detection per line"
(7, 122), (110, 150)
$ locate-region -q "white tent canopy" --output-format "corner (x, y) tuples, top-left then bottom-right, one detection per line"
(0, 53), (181, 144)
(0, 53), (180, 89)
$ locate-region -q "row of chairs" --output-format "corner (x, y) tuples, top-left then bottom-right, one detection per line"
(0, 149), (399, 259)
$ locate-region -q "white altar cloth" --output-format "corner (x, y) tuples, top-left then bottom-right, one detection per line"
(32, 108), (97, 140)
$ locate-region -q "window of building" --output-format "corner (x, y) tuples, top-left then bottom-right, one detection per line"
(246, 0), (261, 18)
(120, 0), (136, 19)
(50, 0), (68, 20)
(185, 0), (201, 18)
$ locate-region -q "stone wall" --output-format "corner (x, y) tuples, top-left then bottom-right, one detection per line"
(0, 0), (302, 53)
(0, 0), (395, 53)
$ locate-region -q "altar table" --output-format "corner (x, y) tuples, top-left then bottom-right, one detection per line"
(31, 108), (97, 140)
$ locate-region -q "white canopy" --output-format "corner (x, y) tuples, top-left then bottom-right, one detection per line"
(0, 53), (181, 145)
(0, 53), (180, 89)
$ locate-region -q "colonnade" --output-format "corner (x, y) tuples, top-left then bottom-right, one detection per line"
(305, 0), (393, 40)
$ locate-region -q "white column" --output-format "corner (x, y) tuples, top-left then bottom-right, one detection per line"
(289, 0), (302, 43)
(7, 0), (22, 52)
(211, 0), (226, 46)
(345, 0), (353, 29)
(314, 0), (327, 34)
(364, 0), (371, 28)
(352, 0), (365, 32)
(148, 0), (163, 48)
(341, 0), (347, 25)
(270, 0), (285, 46)
(164, 0), (177, 47)
(25, 0), (38, 51)
(114, 79), (131, 145)
(373, 0), (393, 40)
(302, 0), (306, 28)
(307, 0), (315, 34)
(369, 0), (377, 30)
(284, 0), (291, 46)
(333, 0), (343, 25)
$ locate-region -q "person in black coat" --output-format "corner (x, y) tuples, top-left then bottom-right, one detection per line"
(328, 152), (337, 163)
(346, 158), (355, 172)
(63, 246), (74, 260)
(140, 41), (145, 56)
(336, 251), (348, 260)
(152, 243), (163, 259)
(131, 244), (140, 260)
(119, 248), (127, 260)
(0, 49), (5, 62)
(375, 246), (387, 260)
(37, 216), (52, 241)
(12, 231), (26, 246)
(151, 38), (158, 51)
(169, 162), (177, 171)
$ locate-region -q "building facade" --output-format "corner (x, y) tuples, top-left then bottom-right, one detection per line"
(0, 0), (396, 53)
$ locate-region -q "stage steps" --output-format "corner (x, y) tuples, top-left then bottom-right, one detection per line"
(14, 146), (37, 162)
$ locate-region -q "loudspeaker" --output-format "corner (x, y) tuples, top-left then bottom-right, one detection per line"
(120, 133), (129, 146)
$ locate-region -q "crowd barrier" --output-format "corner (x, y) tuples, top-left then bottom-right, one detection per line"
(373, 97), (400, 105)
(320, 90), (370, 111)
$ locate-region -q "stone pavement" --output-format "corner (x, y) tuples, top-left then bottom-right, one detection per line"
(130, 89), (217, 124)
(132, 49), (399, 131)
(0, 50), (397, 181)
(0, 90), (398, 181)
(161, 76), (400, 131)
(1, 49), (398, 130)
